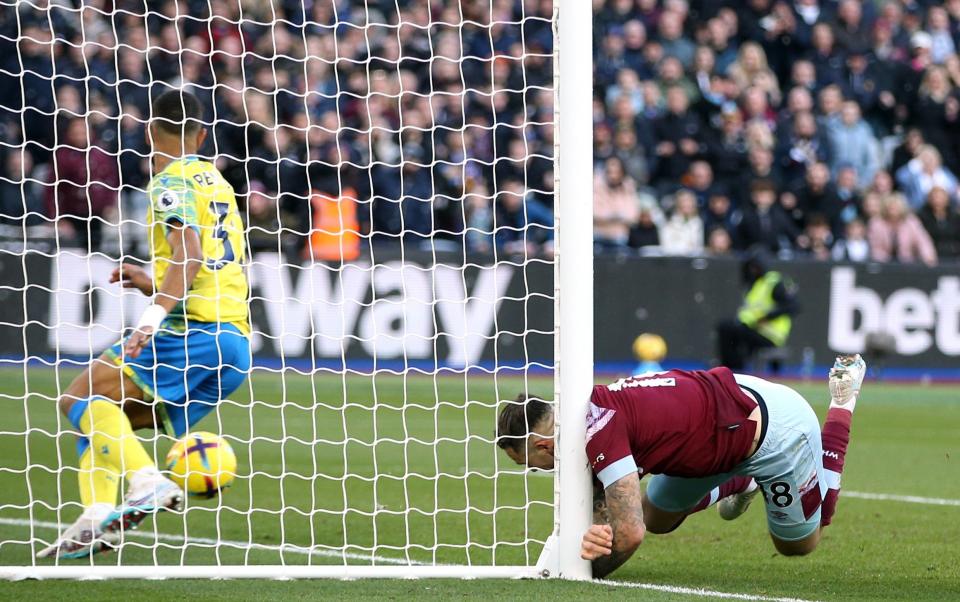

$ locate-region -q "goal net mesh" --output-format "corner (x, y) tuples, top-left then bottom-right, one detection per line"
(0, 0), (556, 570)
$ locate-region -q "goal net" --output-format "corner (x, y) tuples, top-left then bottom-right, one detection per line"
(0, 0), (592, 579)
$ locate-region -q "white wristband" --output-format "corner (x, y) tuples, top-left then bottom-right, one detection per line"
(136, 304), (168, 332)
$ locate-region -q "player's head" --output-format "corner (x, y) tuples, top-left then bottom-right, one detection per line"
(496, 395), (555, 470)
(149, 89), (207, 152)
(742, 246), (771, 283)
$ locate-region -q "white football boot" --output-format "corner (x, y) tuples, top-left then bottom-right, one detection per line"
(828, 354), (866, 410)
(37, 504), (118, 560)
(717, 479), (761, 521)
(101, 469), (184, 534)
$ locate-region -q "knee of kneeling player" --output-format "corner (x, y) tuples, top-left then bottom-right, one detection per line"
(644, 519), (676, 535)
(773, 534), (819, 557)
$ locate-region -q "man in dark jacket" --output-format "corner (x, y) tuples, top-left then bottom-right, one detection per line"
(737, 179), (800, 253)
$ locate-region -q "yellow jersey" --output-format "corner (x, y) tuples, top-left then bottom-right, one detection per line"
(147, 156), (250, 335)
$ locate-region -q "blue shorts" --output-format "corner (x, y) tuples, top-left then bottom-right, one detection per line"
(104, 322), (250, 437)
(645, 374), (827, 542)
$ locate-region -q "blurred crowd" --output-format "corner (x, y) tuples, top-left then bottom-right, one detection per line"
(0, 0), (554, 259)
(593, 0), (960, 265)
(1, 0), (960, 267)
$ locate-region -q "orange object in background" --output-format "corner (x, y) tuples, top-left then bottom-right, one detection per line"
(307, 188), (360, 261)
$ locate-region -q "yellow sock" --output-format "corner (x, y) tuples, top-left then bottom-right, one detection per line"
(77, 445), (119, 507)
(77, 399), (156, 479)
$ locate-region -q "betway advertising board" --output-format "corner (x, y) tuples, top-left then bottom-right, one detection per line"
(594, 257), (960, 370)
(0, 251), (553, 369)
(0, 253), (957, 370)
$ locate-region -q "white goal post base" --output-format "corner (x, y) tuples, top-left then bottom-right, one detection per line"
(2, 565), (545, 581)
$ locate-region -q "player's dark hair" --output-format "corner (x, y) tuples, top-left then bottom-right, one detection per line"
(496, 394), (553, 453)
(151, 90), (204, 135)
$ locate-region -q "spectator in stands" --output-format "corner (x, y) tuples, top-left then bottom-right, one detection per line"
(789, 59), (818, 93)
(832, 218), (871, 262)
(658, 9), (695, 68)
(628, 194), (662, 250)
(918, 186), (960, 261)
(705, 16), (739, 74)
(810, 23), (845, 87)
(817, 84), (844, 128)
(0, 151), (45, 227)
(834, 0), (871, 55)
(494, 179), (554, 255)
(245, 181), (280, 254)
(653, 86), (703, 184)
(890, 128), (926, 175)
(834, 164), (862, 228)
(789, 162), (839, 230)
(738, 179), (799, 254)
(927, 6), (956, 65)
(611, 126), (650, 186)
(911, 66), (960, 171)
(798, 213), (835, 260)
(594, 157), (640, 249)
(745, 145), (780, 199)
(654, 54), (695, 100)
(703, 190), (740, 240)
(867, 194), (938, 266)
(682, 160), (715, 208)
(706, 226), (733, 257)
(45, 117), (118, 251)
(659, 189), (703, 256)
(868, 169), (896, 200)
(842, 49), (896, 135)
(826, 101), (880, 188)
(895, 145), (960, 210)
(728, 42), (781, 106)
(706, 107), (749, 190)
(776, 110), (830, 188)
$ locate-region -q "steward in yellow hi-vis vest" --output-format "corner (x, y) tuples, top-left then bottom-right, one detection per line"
(716, 249), (799, 370)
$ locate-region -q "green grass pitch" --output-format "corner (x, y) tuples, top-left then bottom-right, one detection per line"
(0, 366), (958, 601)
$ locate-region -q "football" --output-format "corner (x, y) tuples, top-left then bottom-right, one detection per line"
(165, 432), (237, 499)
(633, 333), (667, 362)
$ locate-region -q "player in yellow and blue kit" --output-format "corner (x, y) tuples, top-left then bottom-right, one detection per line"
(39, 91), (251, 559)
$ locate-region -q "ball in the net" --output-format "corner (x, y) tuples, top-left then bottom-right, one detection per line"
(165, 432), (237, 499)
(633, 333), (667, 362)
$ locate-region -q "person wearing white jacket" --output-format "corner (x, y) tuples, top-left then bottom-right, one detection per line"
(659, 189), (704, 255)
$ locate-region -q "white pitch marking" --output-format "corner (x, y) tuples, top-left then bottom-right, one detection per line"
(843, 491), (960, 507)
(594, 580), (819, 602)
(4, 491), (959, 601)
(0, 517), (423, 566)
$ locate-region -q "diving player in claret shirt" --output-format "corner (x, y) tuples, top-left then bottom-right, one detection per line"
(497, 356), (866, 578)
(39, 90), (251, 559)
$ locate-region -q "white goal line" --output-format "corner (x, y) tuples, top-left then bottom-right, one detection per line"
(0, 517), (422, 566)
(0, 516), (819, 600)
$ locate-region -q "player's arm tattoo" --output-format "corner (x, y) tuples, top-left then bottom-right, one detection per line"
(592, 472), (645, 578)
(593, 482), (610, 524)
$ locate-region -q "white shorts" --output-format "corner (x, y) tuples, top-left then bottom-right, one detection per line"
(645, 374), (827, 541)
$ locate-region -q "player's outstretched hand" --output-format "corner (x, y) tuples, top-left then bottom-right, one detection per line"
(124, 327), (154, 360)
(580, 524), (613, 560)
(110, 263), (153, 295)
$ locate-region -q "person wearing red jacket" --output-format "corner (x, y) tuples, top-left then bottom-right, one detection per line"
(46, 117), (119, 251)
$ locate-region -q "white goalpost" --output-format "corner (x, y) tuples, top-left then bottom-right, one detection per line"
(0, 0), (592, 580)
